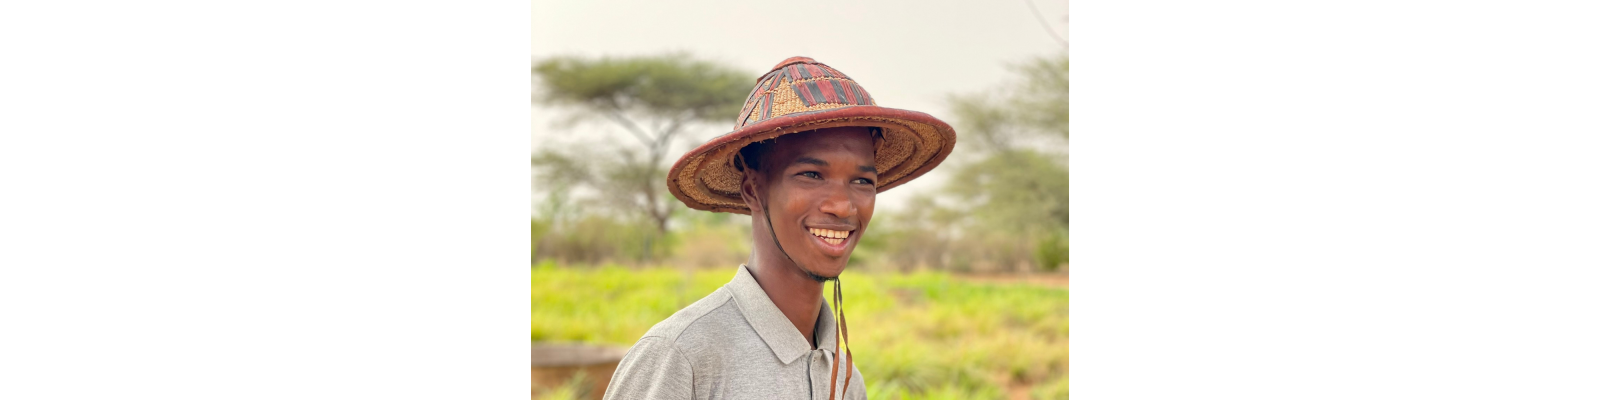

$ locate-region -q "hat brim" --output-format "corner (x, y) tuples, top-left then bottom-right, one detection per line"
(668, 105), (956, 215)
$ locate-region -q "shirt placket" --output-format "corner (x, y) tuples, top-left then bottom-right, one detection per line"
(809, 348), (837, 400)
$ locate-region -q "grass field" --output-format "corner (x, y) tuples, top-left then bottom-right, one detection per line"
(533, 262), (1068, 399)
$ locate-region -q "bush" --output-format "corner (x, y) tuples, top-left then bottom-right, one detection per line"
(666, 215), (751, 269)
(533, 216), (672, 265)
(1033, 229), (1068, 272)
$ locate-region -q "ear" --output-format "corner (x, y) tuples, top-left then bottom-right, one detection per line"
(739, 168), (764, 215)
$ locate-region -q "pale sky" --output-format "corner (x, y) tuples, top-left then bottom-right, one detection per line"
(532, 0), (1067, 209)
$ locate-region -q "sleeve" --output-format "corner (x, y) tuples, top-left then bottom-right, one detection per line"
(602, 336), (694, 400)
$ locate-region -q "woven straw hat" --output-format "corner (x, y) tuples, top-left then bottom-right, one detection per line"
(668, 56), (957, 214)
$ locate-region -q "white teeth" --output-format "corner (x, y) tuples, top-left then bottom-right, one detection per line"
(809, 228), (850, 241)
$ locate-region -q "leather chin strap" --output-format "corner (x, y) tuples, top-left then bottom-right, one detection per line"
(825, 278), (853, 400)
(756, 187), (852, 399)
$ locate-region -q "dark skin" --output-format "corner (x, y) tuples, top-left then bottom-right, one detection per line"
(739, 127), (878, 348)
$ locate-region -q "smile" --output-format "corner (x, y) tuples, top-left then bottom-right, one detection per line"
(808, 228), (851, 245)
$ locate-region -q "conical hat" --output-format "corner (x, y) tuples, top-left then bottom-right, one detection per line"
(667, 56), (957, 214)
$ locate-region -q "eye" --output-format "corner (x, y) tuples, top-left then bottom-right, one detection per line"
(853, 177), (875, 185)
(798, 171), (821, 179)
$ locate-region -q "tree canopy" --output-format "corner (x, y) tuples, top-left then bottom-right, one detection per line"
(871, 53), (1069, 272)
(534, 54), (749, 142)
(533, 54), (751, 262)
(947, 54), (1069, 153)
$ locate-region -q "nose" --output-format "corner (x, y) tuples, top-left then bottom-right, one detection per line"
(818, 184), (855, 219)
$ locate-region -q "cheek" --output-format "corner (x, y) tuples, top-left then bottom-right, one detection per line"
(855, 192), (876, 222)
(780, 190), (809, 214)
(771, 187), (810, 223)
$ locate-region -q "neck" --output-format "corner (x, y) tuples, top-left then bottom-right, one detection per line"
(747, 246), (826, 349)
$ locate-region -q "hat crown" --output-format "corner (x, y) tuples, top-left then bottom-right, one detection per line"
(733, 57), (876, 130)
(770, 56), (817, 69)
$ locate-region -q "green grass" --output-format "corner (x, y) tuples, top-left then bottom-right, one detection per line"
(533, 261), (1068, 399)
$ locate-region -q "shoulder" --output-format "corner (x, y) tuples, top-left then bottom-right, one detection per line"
(637, 287), (740, 345)
(848, 363), (867, 399)
(624, 286), (766, 372)
(603, 335), (693, 400)
(604, 288), (750, 399)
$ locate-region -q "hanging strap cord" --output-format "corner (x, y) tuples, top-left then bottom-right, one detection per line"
(826, 278), (853, 400)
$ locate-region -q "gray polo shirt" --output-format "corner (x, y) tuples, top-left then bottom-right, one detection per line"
(602, 265), (866, 400)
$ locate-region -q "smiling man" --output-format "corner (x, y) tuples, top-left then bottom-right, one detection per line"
(602, 57), (956, 400)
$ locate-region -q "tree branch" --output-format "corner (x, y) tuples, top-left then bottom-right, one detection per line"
(600, 109), (655, 148)
(1025, 0), (1069, 50)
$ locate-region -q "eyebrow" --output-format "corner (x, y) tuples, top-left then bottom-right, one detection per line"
(793, 157), (828, 167)
(793, 157), (878, 174)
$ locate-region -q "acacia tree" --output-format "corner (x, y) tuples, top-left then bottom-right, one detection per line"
(872, 53), (1069, 272)
(533, 54), (749, 260)
(948, 54), (1069, 271)
(947, 55), (1068, 153)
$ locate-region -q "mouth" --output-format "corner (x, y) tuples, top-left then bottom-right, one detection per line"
(806, 227), (855, 256)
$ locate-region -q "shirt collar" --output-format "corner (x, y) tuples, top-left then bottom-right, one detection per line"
(727, 264), (838, 364)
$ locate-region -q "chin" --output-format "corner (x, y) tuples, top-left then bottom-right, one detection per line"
(803, 246), (856, 277)
(807, 259), (849, 278)
(800, 227), (859, 277)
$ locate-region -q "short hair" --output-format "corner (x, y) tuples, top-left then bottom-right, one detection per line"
(734, 127), (881, 174)
(735, 140), (773, 173)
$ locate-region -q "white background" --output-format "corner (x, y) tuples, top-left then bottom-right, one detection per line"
(1, 2), (531, 399)
(1074, 0), (1600, 398)
(3, 1), (1598, 399)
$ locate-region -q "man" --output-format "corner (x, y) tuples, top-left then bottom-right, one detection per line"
(602, 57), (956, 400)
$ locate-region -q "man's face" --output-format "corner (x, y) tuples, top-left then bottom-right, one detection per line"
(753, 127), (877, 278)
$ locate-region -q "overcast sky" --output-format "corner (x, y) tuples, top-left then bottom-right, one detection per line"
(533, 0), (1067, 208)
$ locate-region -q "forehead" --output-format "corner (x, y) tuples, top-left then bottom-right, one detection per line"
(766, 127), (876, 164)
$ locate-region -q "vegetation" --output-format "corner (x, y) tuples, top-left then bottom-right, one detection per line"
(947, 55), (1069, 151)
(533, 54), (750, 261)
(863, 53), (1070, 273)
(533, 262), (1068, 400)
